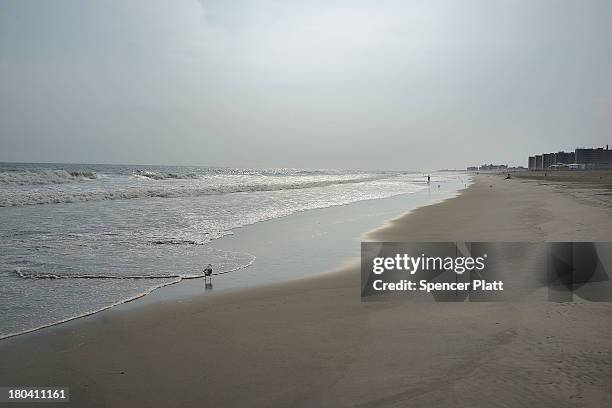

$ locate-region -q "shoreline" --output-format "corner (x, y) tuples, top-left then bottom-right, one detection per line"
(2, 174), (612, 407)
(0, 175), (466, 341)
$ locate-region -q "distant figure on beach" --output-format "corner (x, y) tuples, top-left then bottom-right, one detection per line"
(203, 264), (213, 283)
(504, 173), (511, 180)
(427, 175), (431, 183)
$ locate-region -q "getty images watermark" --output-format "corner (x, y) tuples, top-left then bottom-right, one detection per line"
(361, 242), (612, 302)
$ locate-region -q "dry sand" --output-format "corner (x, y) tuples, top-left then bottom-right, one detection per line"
(512, 170), (612, 189)
(2, 174), (612, 407)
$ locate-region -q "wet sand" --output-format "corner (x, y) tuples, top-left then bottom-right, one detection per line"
(2, 174), (612, 407)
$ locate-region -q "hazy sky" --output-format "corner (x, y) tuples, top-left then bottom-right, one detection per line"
(1, 0), (612, 170)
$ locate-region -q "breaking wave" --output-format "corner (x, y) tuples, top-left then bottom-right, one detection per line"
(0, 174), (394, 207)
(0, 170), (97, 185)
(132, 170), (199, 180)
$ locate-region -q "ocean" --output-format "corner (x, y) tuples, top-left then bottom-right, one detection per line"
(0, 163), (463, 339)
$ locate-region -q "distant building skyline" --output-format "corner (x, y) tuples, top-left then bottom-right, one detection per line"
(528, 145), (612, 170)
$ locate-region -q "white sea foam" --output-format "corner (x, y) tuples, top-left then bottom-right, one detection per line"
(0, 173), (396, 207)
(0, 169), (97, 185)
(132, 170), (199, 180)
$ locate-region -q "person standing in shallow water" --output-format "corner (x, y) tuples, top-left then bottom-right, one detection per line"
(427, 175), (431, 184)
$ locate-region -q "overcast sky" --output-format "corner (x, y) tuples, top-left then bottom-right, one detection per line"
(1, 0), (611, 170)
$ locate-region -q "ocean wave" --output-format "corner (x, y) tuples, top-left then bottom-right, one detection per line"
(14, 269), (184, 280)
(13, 252), (256, 280)
(0, 170), (97, 185)
(132, 170), (199, 180)
(0, 174), (394, 207)
(150, 239), (204, 245)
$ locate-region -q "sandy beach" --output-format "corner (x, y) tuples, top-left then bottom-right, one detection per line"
(2, 174), (612, 407)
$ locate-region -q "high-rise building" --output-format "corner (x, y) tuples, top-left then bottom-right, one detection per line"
(528, 156), (536, 170)
(575, 146), (612, 169)
(535, 155), (543, 170)
(554, 151), (575, 165)
(543, 153), (555, 169)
